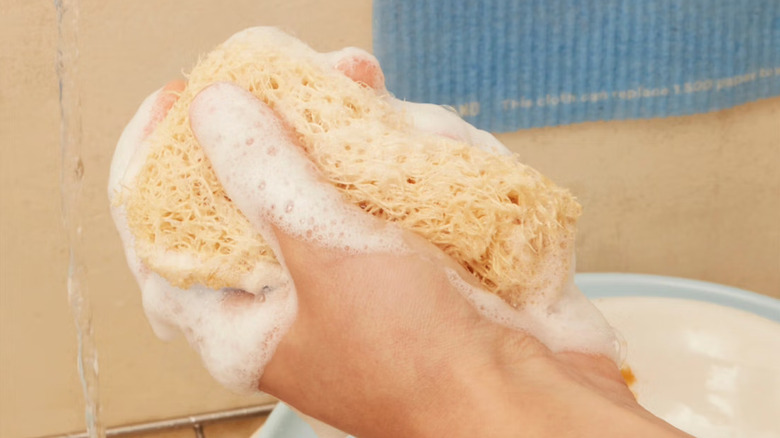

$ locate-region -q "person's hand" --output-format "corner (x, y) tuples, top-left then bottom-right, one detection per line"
(109, 78), (300, 393)
(110, 48), (690, 437)
(186, 81), (689, 437)
(107, 48), (466, 396)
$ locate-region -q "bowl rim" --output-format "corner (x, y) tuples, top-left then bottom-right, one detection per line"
(575, 272), (780, 322)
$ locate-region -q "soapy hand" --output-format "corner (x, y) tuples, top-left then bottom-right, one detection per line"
(109, 80), (301, 392)
(110, 51), (689, 437)
(186, 82), (692, 438)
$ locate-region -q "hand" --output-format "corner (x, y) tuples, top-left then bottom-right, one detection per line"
(187, 82), (690, 437)
(109, 48), (690, 437)
(107, 48), (425, 394)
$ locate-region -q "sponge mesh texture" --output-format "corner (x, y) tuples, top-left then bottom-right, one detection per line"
(121, 29), (581, 307)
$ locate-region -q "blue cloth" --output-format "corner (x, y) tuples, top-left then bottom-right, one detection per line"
(373, 0), (780, 132)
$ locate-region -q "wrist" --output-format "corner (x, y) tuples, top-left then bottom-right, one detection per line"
(391, 333), (690, 438)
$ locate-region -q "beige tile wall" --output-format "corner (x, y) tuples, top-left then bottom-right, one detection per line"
(497, 100), (780, 291)
(1, 1), (372, 437)
(1, 1), (777, 437)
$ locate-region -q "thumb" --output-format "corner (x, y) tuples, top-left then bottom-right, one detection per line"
(189, 82), (406, 278)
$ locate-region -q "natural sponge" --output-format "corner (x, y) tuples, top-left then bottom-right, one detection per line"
(119, 28), (581, 308)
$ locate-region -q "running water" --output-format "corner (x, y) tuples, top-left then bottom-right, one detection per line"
(56, 0), (105, 436)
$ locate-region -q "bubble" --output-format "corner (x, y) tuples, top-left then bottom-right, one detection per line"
(139, 272), (297, 393)
(444, 263), (621, 363)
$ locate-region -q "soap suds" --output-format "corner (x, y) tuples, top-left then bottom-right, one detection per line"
(109, 27), (622, 395)
(109, 86), (297, 393)
(122, 26), (581, 308)
(190, 82), (407, 255)
(445, 256), (623, 362)
(141, 273), (296, 393)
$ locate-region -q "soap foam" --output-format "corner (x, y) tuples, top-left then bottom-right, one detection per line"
(446, 258), (623, 362)
(140, 273), (296, 393)
(110, 87), (297, 393)
(189, 82), (408, 256)
(123, 26), (582, 306)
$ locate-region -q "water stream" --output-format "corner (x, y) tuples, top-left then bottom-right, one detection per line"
(56, 0), (105, 436)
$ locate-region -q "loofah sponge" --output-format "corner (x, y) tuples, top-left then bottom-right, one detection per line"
(118, 28), (581, 308)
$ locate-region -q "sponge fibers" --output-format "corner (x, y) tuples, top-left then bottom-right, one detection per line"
(119, 28), (581, 308)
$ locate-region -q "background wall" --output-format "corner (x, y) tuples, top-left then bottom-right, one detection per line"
(0, 1), (777, 437)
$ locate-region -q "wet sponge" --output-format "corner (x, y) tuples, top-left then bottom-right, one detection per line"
(120, 28), (581, 308)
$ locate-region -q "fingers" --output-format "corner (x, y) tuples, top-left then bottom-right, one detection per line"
(109, 79), (185, 199)
(110, 81), (298, 393)
(143, 79), (186, 138)
(140, 270), (296, 394)
(319, 47), (386, 91)
(188, 82), (493, 306)
(109, 88), (163, 198)
(110, 80), (185, 284)
(389, 100), (511, 156)
(189, 82), (406, 267)
(185, 82), (424, 393)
